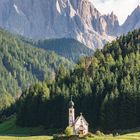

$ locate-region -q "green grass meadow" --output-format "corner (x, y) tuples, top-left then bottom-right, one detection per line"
(86, 132), (140, 140)
(0, 133), (140, 140)
(0, 116), (47, 135)
(0, 116), (139, 140)
(0, 136), (52, 140)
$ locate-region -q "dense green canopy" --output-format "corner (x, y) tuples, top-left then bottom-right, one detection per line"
(16, 29), (140, 131)
(36, 38), (94, 62)
(0, 28), (73, 110)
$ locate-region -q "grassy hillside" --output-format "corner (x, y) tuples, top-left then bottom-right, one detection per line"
(0, 133), (140, 140)
(0, 136), (52, 140)
(0, 116), (139, 140)
(86, 132), (140, 140)
(0, 116), (47, 135)
(0, 28), (73, 110)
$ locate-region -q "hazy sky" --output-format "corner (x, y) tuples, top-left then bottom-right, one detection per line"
(90, 0), (140, 25)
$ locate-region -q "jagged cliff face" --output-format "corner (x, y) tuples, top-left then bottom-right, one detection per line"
(0, 0), (139, 50)
(103, 12), (120, 36)
(120, 6), (140, 35)
(0, 0), (120, 50)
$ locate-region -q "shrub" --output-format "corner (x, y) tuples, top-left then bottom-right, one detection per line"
(65, 126), (73, 136)
(95, 130), (104, 136)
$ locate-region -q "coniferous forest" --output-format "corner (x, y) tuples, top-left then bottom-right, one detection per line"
(36, 38), (94, 62)
(15, 29), (140, 132)
(0, 28), (73, 110)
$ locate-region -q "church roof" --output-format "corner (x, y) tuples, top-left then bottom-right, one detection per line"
(74, 116), (80, 124)
(74, 113), (89, 125)
(69, 100), (74, 107)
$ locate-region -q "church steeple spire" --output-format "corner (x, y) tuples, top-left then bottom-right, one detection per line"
(68, 95), (75, 126)
(69, 95), (74, 108)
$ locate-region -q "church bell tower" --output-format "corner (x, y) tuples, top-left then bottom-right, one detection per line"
(69, 96), (75, 126)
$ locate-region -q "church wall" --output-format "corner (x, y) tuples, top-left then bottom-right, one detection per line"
(74, 116), (88, 135)
(69, 108), (75, 126)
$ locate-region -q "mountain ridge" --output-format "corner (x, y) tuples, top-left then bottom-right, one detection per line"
(119, 5), (140, 35)
(37, 38), (94, 62)
(0, 0), (118, 50)
(0, 0), (139, 50)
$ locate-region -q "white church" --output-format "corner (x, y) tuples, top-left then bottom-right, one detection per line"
(68, 97), (89, 135)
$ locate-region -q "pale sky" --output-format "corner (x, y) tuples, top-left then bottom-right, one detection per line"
(90, 0), (140, 25)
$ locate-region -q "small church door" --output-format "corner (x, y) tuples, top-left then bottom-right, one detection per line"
(79, 130), (84, 135)
(78, 125), (85, 135)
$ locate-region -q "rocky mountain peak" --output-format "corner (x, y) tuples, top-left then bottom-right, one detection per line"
(0, 0), (139, 50)
(136, 5), (140, 11)
(119, 4), (140, 35)
(0, 0), (116, 50)
(110, 12), (118, 22)
(131, 5), (140, 16)
(102, 12), (119, 36)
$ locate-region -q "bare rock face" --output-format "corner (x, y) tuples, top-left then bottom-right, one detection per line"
(103, 12), (120, 36)
(119, 6), (140, 35)
(0, 0), (139, 50)
(0, 0), (120, 50)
